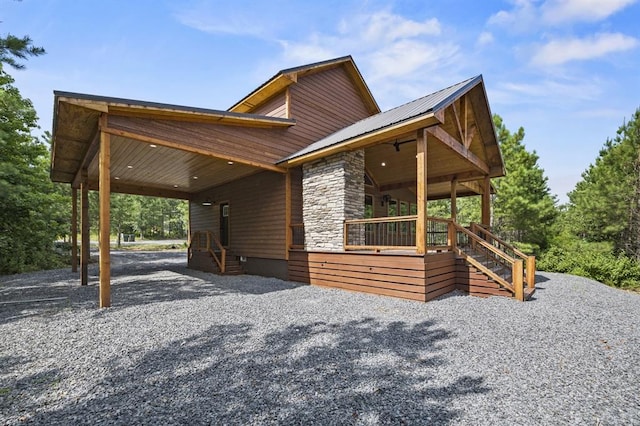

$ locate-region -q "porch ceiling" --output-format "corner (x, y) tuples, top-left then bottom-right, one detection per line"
(85, 137), (260, 198)
(365, 130), (491, 200)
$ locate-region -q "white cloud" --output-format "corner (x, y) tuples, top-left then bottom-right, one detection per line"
(477, 31), (495, 46)
(488, 0), (539, 29)
(278, 11), (458, 79)
(531, 32), (639, 65)
(268, 10), (465, 109)
(355, 12), (441, 43)
(488, 0), (637, 28)
(541, 0), (637, 24)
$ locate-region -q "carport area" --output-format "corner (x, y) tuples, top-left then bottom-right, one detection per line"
(50, 93), (294, 307)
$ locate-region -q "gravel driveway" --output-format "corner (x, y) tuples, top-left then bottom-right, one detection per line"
(1, 251), (639, 425)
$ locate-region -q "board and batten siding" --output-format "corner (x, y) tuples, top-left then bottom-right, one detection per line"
(251, 91), (288, 118)
(243, 65), (374, 156)
(287, 66), (372, 145)
(190, 171), (287, 260)
(290, 166), (303, 224)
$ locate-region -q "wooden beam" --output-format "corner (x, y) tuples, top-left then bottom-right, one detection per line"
(426, 126), (490, 175)
(460, 180), (484, 195)
(80, 171), (89, 286)
(451, 102), (465, 146)
(285, 170), (291, 260)
(87, 181), (191, 200)
(71, 188), (78, 273)
(72, 128), (100, 188)
(481, 176), (491, 226)
(99, 118), (111, 308)
(463, 96), (468, 147)
(428, 171), (485, 185)
(101, 126), (287, 174)
(465, 124), (477, 149)
(451, 177), (458, 222)
(379, 180), (416, 192)
(416, 129), (428, 255)
(285, 87), (291, 119)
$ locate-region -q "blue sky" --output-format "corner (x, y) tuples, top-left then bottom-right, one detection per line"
(4, 0), (639, 203)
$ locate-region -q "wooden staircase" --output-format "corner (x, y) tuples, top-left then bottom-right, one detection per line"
(189, 231), (243, 276)
(215, 251), (243, 275)
(452, 223), (536, 301)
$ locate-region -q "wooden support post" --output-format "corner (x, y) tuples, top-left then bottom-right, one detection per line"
(513, 259), (524, 301)
(481, 176), (491, 227)
(450, 177), (458, 222)
(80, 172), (89, 286)
(527, 256), (536, 289)
(285, 170), (291, 259)
(448, 221), (456, 250)
(99, 122), (111, 308)
(71, 188), (78, 273)
(416, 129), (428, 254)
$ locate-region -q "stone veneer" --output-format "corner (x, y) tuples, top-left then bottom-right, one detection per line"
(302, 150), (364, 251)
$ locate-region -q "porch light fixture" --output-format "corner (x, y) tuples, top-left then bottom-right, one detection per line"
(381, 162), (386, 167)
(193, 176), (198, 180)
(127, 165), (133, 169)
(173, 184), (179, 188)
(381, 194), (392, 205)
(202, 200), (213, 206)
(392, 138), (415, 152)
(227, 161), (234, 165)
(149, 144), (157, 148)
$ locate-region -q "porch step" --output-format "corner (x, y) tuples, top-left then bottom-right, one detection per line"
(215, 251), (243, 275)
(524, 287), (536, 300)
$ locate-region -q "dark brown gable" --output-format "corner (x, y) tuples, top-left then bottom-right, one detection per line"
(287, 65), (374, 147)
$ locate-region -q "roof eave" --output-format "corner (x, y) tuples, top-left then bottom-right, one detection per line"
(280, 113), (441, 167)
(54, 92), (296, 128)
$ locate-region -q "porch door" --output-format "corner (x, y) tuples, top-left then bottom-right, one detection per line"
(219, 202), (229, 246)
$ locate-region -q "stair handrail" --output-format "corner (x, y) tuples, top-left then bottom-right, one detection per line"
(452, 222), (525, 301)
(189, 230), (226, 274)
(470, 223), (535, 290)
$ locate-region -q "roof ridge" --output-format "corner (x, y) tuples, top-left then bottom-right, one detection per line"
(377, 75), (481, 115)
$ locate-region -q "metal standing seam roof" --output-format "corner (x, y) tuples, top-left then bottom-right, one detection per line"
(278, 75), (483, 163)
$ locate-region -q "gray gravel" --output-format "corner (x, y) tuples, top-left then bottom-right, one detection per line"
(1, 250), (639, 425)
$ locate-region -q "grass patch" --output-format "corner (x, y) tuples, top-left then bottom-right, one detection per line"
(113, 243), (187, 252)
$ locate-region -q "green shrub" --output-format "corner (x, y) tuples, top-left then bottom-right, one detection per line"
(539, 240), (640, 288)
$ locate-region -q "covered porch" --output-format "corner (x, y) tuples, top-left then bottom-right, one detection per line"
(284, 76), (535, 301)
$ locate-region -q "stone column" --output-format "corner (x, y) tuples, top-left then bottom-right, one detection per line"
(302, 150), (364, 251)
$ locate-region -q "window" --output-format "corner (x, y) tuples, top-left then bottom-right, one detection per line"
(364, 195), (374, 219)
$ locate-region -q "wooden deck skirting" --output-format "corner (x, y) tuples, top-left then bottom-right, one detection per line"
(288, 250), (459, 302)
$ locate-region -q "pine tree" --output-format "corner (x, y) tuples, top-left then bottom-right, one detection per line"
(491, 115), (557, 250)
(568, 108), (640, 258)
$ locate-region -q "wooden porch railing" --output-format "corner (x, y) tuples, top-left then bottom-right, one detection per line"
(343, 216), (453, 251)
(188, 230), (226, 274)
(469, 223), (536, 290)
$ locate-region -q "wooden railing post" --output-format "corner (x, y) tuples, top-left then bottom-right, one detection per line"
(526, 256), (536, 289)
(448, 220), (456, 250)
(343, 221), (348, 249)
(513, 259), (524, 301)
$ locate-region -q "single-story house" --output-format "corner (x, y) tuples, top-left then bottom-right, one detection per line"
(50, 56), (535, 308)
